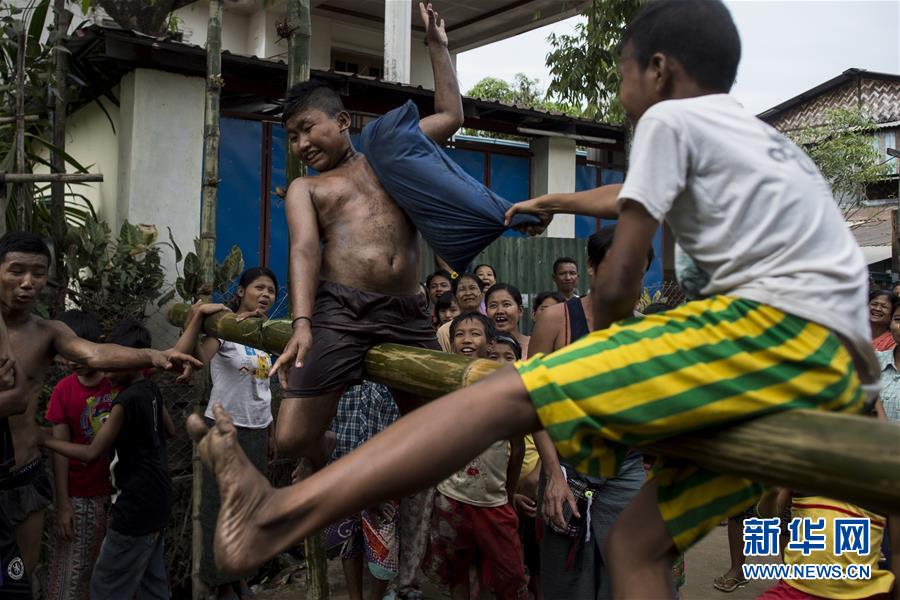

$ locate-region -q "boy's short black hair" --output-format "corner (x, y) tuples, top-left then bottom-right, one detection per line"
(105, 319), (151, 349)
(426, 269), (453, 288)
(282, 80), (346, 125)
(533, 291), (566, 312)
(449, 312), (497, 342)
(621, 0), (741, 93)
(490, 333), (522, 360)
(56, 310), (102, 343)
(588, 226), (655, 271)
(435, 291), (458, 311)
(552, 257), (577, 274)
(0, 232), (51, 266)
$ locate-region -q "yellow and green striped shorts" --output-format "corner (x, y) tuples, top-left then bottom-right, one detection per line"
(515, 296), (864, 551)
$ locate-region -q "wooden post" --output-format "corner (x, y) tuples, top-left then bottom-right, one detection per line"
(50, 0), (73, 313)
(166, 304), (900, 514)
(284, 1), (329, 596)
(13, 28), (28, 231)
(193, 2), (223, 599)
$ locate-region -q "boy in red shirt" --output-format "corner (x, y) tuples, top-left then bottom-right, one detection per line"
(44, 311), (119, 600)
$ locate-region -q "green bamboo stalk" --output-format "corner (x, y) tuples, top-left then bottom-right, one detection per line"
(283, 1), (328, 594)
(193, 2), (223, 599)
(167, 304), (900, 515)
(50, 0), (72, 314)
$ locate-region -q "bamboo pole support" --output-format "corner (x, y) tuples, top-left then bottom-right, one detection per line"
(50, 0), (73, 314)
(283, 1), (328, 595)
(167, 304), (900, 515)
(0, 115), (38, 125)
(0, 173), (104, 183)
(14, 28), (28, 230)
(193, 1), (224, 598)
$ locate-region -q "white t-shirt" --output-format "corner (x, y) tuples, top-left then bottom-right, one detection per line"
(437, 440), (510, 508)
(206, 340), (273, 428)
(619, 94), (870, 360)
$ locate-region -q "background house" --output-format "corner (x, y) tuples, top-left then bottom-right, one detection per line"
(759, 68), (900, 280)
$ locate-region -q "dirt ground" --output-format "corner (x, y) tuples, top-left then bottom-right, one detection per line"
(248, 524), (777, 600)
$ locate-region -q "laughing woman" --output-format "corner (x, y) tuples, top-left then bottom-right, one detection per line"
(869, 289), (897, 351)
(175, 266), (278, 600)
(485, 283), (530, 357)
(436, 273), (485, 352)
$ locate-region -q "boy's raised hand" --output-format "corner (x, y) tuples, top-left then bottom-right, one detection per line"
(420, 2), (447, 47)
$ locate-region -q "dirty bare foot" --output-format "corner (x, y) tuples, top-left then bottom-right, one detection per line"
(187, 404), (282, 575)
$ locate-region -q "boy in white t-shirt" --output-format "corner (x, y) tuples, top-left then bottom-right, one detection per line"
(187, 1), (879, 597)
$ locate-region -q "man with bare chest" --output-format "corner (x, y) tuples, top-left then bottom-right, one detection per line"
(269, 2), (463, 467)
(0, 232), (201, 584)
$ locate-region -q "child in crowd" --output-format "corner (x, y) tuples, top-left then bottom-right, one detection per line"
(324, 382), (401, 600)
(40, 320), (175, 600)
(423, 313), (527, 600)
(186, 2), (879, 597)
(489, 335), (543, 600)
(45, 311), (119, 600)
(434, 292), (461, 327)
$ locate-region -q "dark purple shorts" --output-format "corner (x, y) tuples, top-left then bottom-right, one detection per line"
(285, 281), (439, 397)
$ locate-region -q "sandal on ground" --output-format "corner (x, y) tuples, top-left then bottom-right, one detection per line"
(713, 576), (749, 592)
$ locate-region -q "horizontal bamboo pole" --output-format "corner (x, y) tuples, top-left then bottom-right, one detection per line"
(0, 115), (38, 125)
(167, 303), (900, 514)
(0, 173), (104, 183)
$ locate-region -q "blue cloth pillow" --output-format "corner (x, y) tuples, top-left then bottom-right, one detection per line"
(356, 101), (539, 273)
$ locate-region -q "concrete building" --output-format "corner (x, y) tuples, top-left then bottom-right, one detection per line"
(54, 1), (643, 306)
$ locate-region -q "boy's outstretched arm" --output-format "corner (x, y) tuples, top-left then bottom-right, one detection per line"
(417, 3), (464, 142)
(270, 179), (321, 385)
(591, 200), (658, 329)
(40, 404), (124, 463)
(503, 185), (623, 235)
(506, 435), (524, 504)
(49, 320), (202, 373)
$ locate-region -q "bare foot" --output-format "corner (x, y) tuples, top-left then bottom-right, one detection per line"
(188, 404), (281, 575)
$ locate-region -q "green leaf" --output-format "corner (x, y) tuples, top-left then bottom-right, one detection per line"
(167, 227), (183, 263)
(24, 134), (92, 173)
(184, 252), (200, 277)
(26, 0), (50, 61)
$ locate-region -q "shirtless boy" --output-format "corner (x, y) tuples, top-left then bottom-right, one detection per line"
(0, 232), (201, 579)
(268, 2), (463, 464)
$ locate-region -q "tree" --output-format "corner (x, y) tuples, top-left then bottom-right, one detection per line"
(544, 0), (643, 123)
(467, 73), (581, 116)
(788, 108), (894, 216)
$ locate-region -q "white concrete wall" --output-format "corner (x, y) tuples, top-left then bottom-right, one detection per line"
(59, 95), (121, 227)
(116, 69), (205, 282)
(531, 136), (576, 238)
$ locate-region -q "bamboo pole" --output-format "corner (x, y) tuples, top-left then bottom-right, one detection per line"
(50, 0), (72, 314)
(0, 115), (38, 125)
(193, 2), (224, 598)
(0, 173), (103, 183)
(14, 28), (28, 231)
(167, 304), (900, 515)
(283, 1), (328, 596)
